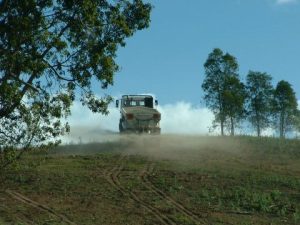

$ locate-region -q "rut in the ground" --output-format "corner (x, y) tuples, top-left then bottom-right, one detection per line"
(5, 190), (77, 225)
(104, 155), (177, 225)
(140, 163), (208, 225)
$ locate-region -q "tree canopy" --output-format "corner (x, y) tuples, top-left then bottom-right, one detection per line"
(202, 48), (244, 136)
(246, 71), (273, 137)
(272, 80), (298, 138)
(223, 75), (246, 136)
(0, 0), (152, 150)
(202, 49), (299, 138)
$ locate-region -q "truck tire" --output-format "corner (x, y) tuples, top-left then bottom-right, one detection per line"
(119, 120), (123, 133)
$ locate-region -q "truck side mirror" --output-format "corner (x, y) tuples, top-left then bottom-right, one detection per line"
(155, 100), (158, 106)
(116, 100), (119, 108)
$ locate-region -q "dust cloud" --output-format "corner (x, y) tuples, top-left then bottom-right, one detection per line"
(56, 134), (248, 166)
(58, 100), (252, 161)
(62, 101), (214, 144)
(119, 134), (246, 161)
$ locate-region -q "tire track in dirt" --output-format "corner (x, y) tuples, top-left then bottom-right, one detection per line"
(5, 189), (77, 225)
(140, 163), (207, 225)
(104, 155), (177, 225)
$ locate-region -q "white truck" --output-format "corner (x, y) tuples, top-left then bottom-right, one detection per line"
(116, 95), (161, 134)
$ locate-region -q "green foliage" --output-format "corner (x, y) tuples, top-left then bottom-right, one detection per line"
(296, 110), (300, 134)
(202, 48), (244, 136)
(226, 188), (292, 216)
(272, 80), (298, 138)
(294, 208), (300, 224)
(223, 76), (246, 136)
(0, 147), (17, 171)
(202, 50), (299, 138)
(246, 71), (274, 137)
(0, 0), (152, 163)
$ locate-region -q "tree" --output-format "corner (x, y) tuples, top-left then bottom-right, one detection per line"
(246, 71), (273, 137)
(295, 109), (300, 138)
(272, 80), (298, 138)
(223, 76), (246, 136)
(202, 48), (241, 136)
(0, 0), (151, 164)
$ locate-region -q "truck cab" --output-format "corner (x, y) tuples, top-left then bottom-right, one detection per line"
(116, 95), (161, 134)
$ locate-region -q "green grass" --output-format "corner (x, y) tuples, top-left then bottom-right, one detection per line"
(0, 135), (299, 225)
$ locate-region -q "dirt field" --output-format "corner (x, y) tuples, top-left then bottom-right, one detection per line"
(0, 135), (299, 225)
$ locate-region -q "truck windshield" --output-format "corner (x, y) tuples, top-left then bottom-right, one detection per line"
(123, 100), (145, 107)
(122, 97), (153, 108)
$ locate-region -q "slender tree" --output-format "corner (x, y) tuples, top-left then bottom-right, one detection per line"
(246, 71), (273, 137)
(223, 76), (246, 136)
(202, 48), (240, 136)
(295, 109), (300, 137)
(272, 80), (298, 138)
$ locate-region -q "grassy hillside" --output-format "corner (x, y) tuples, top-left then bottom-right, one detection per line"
(0, 135), (299, 225)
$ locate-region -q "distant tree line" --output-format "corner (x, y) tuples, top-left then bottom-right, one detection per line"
(202, 48), (300, 138)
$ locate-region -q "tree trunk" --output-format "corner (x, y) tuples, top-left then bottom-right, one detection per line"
(280, 110), (285, 138)
(219, 93), (224, 136)
(0, 72), (36, 118)
(230, 116), (234, 136)
(221, 120), (224, 136)
(255, 110), (261, 137)
(257, 123), (261, 137)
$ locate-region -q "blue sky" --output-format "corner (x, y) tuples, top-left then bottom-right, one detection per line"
(101, 0), (300, 105)
(67, 0), (300, 139)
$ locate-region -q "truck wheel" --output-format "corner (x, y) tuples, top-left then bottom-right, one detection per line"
(119, 120), (123, 133)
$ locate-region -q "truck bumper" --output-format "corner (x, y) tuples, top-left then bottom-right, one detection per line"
(121, 127), (161, 134)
